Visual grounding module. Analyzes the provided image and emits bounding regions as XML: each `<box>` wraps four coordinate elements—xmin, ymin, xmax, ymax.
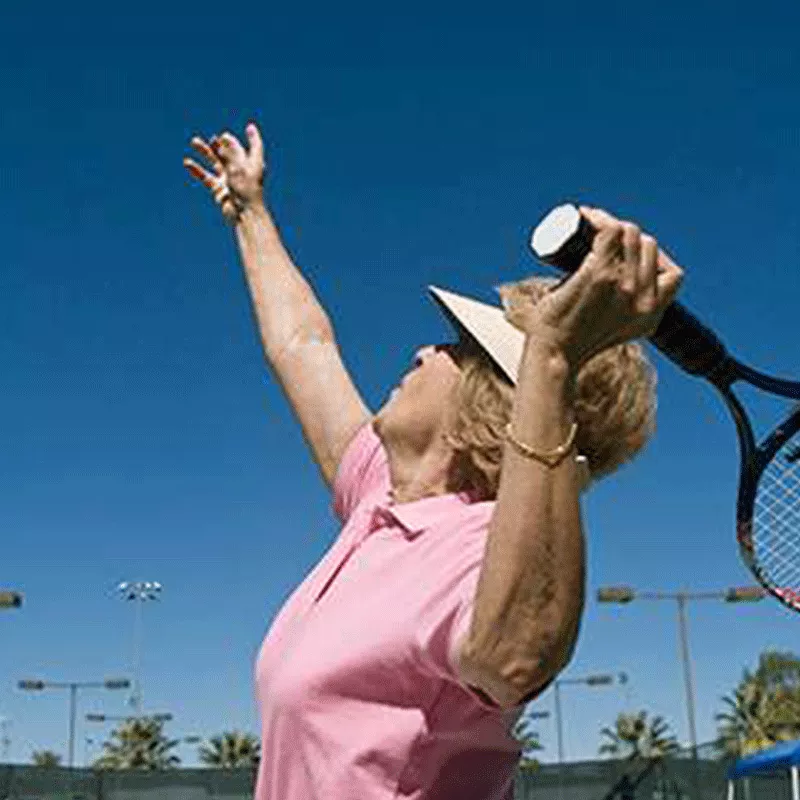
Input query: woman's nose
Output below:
<box><xmin>417</xmin><ymin>345</ymin><xmax>436</xmax><ymax>361</ymax></box>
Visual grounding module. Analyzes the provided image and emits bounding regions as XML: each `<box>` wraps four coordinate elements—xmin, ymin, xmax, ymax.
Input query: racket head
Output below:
<box><xmin>738</xmin><ymin>404</ymin><xmax>800</xmax><ymax>612</ymax></box>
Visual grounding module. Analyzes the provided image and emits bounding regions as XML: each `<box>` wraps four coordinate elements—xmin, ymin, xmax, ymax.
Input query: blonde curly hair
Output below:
<box><xmin>444</xmin><ymin>276</ymin><xmax>657</xmax><ymax>501</ymax></box>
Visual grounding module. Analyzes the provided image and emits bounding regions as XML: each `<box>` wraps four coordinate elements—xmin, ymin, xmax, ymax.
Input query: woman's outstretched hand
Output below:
<box><xmin>508</xmin><ymin>206</ymin><xmax>684</xmax><ymax>371</ymax></box>
<box><xmin>183</xmin><ymin>122</ymin><xmax>265</xmax><ymax>224</ymax></box>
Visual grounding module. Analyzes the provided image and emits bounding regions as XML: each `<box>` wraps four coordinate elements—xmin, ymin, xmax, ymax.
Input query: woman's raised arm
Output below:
<box><xmin>184</xmin><ymin>123</ymin><xmax>371</xmax><ymax>487</ymax></box>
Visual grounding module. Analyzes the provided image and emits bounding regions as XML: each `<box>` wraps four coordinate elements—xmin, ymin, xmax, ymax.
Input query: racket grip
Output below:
<box><xmin>531</xmin><ymin>204</ymin><xmax>730</xmax><ymax>378</ymax></box>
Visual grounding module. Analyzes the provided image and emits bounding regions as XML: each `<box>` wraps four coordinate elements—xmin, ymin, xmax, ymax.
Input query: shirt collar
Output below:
<box><xmin>369</xmin><ymin>491</ymin><xmax>478</xmax><ymax>539</ymax></box>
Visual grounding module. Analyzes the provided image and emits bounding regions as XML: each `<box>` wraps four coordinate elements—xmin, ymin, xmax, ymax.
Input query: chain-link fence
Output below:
<box><xmin>0</xmin><ymin>743</ymin><xmax>793</xmax><ymax>800</ymax></box>
<box><xmin>515</xmin><ymin>740</ymin><xmax>793</xmax><ymax>800</ymax></box>
<box><xmin>0</xmin><ymin>765</ymin><xmax>257</xmax><ymax>800</ymax></box>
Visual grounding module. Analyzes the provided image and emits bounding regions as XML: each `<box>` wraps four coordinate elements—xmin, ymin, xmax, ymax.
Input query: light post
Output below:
<box><xmin>84</xmin><ymin>736</ymin><xmax>96</xmax><ymax>766</ymax></box>
<box><xmin>18</xmin><ymin>678</ymin><xmax>130</xmax><ymax>768</ymax></box>
<box><xmin>116</xmin><ymin>580</ymin><xmax>162</xmax><ymax>712</ymax></box>
<box><xmin>597</xmin><ymin>584</ymin><xmax>765</xmax><ymax>799</ymax></box>
<box><xmin>553</xmin><ymin>673</ymin><xmax>626</xmax><ymax>765</ymax></box>
<box><xmin>0</xmin><ymin>716</ymin><xmax>10</xmax><ymax>762</ymax></box>
<box><xmin>526</xmin><ymin>710</ymin><xmax>550</xmax><ymax>721</ymax></box>
<box><xmin>0</xmin><ymin>590</ymin><xmax>22</xmax><ymax>610</ymax></box>
<box><xmin>177</xmin><ymin>734</ymin><xmax>202</xmax><ymax>765</ymax></box>
<box><xmin>514</xmin><ymin>709</ymin><xmax>550</xmax><ymax>756</ymax></box>
<box><xmin>552</xmin><ymin>672</ymin><xmax>625</xmax><ymax>800</ymax></box>
<box><xmin>2</xmin><ymin>592</ymin><xmax>22</xmax><ymax>764</ymax></box>
<box><xmin>526</xmin><ymin>710</ymin><xmax>550</xmax><ymax>747</ymax></box>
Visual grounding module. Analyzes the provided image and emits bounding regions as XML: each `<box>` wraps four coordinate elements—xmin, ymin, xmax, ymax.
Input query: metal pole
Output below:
<box><xmin>555</xmin><ymin>681</ymin><xmax>564</xmax><ymax>763</ymax></box>
<box><xmin>554</xmin><ymin>680</ymin><xmax>564</xmax><ymax>800</ymax></box>
<box><xmin>675</xmin><ymin>596</ymin><xmax>698</xmax><ymax>753</ymax></box>
<box><xmin>132</xmin><ymin>593</ymin><xmax>143</xmax><ymax>712</ymax></box>
<box><xmin>0</xmin><ymin>717</ymin><xmax>10</xmax><ymax>762</ymax></box>
<box><xmin>676</xmin><ymin>595</ymin><xmax>700</xmax><ymax>799</ymax></box>
<box><xmin>68</xmin><ymin>683</ymin><xmax>77</xmax><ymax>769</ymax></box>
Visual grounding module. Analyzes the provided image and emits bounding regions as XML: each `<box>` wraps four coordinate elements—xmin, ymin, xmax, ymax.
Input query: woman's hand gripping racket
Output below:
<box><xmin>531</xmin><ymin>203</ymin><xmax>800</xmax><ymax>613</ymax></box>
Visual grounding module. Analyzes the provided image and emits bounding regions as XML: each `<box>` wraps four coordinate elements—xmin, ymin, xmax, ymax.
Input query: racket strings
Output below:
<box><xmin>754</xmin><ymin>443</ymin><xmax>800</xmax><ymax>607</ymax></box>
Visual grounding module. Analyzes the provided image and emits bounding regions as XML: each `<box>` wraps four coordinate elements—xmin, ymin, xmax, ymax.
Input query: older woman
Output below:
<box><xmin>183</xmin><ymin>123</ymin><xmax>683</xmax><ymax>800</ymax></box>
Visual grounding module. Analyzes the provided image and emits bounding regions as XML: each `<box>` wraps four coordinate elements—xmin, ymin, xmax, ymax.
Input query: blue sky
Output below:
<box><xmin>1</xmin><ymin>0</ymin><xmax>799</xmax><ymax>769</ymax></box>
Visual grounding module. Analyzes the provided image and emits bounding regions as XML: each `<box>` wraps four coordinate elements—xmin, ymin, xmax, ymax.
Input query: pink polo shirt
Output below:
<box><xmin>254</xmin><ymin>420</ymin><xmax>527</xmax><ymax>800</ymax></box>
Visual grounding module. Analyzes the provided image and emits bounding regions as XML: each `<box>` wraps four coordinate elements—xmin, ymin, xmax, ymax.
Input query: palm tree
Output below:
<box><xmin>716</xmin><ymin>676</ymin><xmax>776</xmax><ymax>757</ymax></box>
<box><xmin>93</xmin><ymin>716</ymin><xmax>180</xmax><ymax>770</ymax></box>
<box><xmin>31</xmin><ymin>750</ymin><xmax>62</xmax><ymax>767</ymax></box>
<box><xmin>512</xmin><ymin>715</ymin><xmax>544</xmax><ymax>773</ymax></box>
<box><xmin>599</xmin><ymin>711</ymin><xmax>679</xmax><ymax>761</ymax></box>
<box><xmin>755</xmin><ymin>650</ymin><xmax>800</xmax><ymax>693</ymax></box>
<box><xmin>599</xmin><ymin>711</ymin><xmax>679</xmax><ymax>800</ymax></box>
<box><xmin>198</xmin><ymin>731</ymin><xmax>260</xmax><ymax>768</ymax></box>
<box><xmin>716</xmin><ymin>651</ymin><xmax>800</xmax><ymax>757</ymax></box>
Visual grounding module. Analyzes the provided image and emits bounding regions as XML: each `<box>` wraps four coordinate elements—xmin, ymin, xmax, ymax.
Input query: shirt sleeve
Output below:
<box><xmin>413</xmin><ymin>525</ymin><xmax>509</xmax><ymax>712</ymax></box>
<box><xmin>331</xmin><ymin>419</ymin><xmax>390</xmax><ymax>524</ymax></box>
<box><xmin>447</xmin><ymin>598</ymin><xmax>504</xmax><ymax>710</ymax></box>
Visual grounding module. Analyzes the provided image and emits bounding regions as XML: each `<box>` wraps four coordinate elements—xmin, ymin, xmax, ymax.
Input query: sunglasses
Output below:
<box><xmin>434</xmin><ymin>339</ymin><xmax>481</xmax><ymax>367</ymax></box>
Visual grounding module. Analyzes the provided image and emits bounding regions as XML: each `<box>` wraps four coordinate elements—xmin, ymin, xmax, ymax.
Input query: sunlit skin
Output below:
<box><xmin>373</xmin><ymin>344</ymin><xmax>464</xmax><ymax>505</ymax></box>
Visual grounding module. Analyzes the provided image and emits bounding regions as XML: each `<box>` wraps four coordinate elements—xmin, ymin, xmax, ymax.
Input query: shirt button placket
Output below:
<box><xmin>313</xmin><ymin>506</ymin><xmax>387</xmax><ymax>604</ymax></box>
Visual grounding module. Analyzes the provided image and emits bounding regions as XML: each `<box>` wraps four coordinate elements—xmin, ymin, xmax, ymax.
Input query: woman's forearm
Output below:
<box><xmin>460</xmin><ymin>337</ymin><xmax>586</xmax><ymax>706</ymax></box>
<box><xmin>234</xmin><ymin>204</ymin><xmax>334</xmax><ymax>364</ymax></box>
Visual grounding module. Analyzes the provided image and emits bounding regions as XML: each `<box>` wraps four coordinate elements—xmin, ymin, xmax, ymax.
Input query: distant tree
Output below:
<box><xmin>512</xmin><ymin>714</ymin><xmax>545</xmax><ymax>772</ymax></box>
<box><xmin>198</xmin><ymin>731</ymin><xmax>260</xmax><ymax>768</ymax></box>
<box><xmin>599</xmin><ymin>711</ymin><xmax>679</xmax><ymax>761</ymax></box>
<box><xmin>716</xmin><ymin>650</ymin><xmax>800</xmax><ymax>757</ymax></box>
<box><xmin>93</xmin><ymin>717</ymin><xmax>180</xmax><ymax>770</ymax></box>
<box><xmin>31</xmin><ymin>750</ymin><xmax>62</xmax><ymax>767</ymax></box>
<box><xmin>599</xmin><ymin>711</ymin><xmax>679</xmax><ymax>800</ymax></box>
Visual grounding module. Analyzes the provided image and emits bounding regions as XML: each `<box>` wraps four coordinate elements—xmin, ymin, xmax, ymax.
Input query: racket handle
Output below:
<box><xmin>530</xmin><ymin>204</ymin><xmax>730</xmax><ymax>378</ymax></box>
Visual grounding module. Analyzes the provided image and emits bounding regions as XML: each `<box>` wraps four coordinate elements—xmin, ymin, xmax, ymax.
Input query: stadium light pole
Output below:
<box><xmin>553</xmin><ymin>673</ymin><xmax>626</xmax><ymax>765</ymax></box>
<box><xmin>0</xmin><ymin>717</ymin><xmax>11</xmax><ymax>762</ymax></box>
<box><xmin>18</xmin><ymin>678</ymin><xmax>130</xmax><ymax>768</ymax></box>
<box><xmin>84</xmin><ymin>736</ymin><xmax>96</xmax><ymax>767</ymax></box>
<box><xmin>515</xmin><ymin>709</ymin><xmax>550</xmax><ymax>767</ymax></box>
<box><xmin>526</xmin><ymin>710</ymin><xmax>551</xmax><ymax>720</ymax></box>
<box><xmin>0</xmin><ymin>590</ymin><xmax>23</xmax><ymax>610</ymax></box>
<box><xmin>552</xmin><ymin>672</ymin><xmax>625</xmax><ymax>800</ymax></box>
<box><xmin>597</xmin><ymin>584</ymin><xmax>765</xmax><ymax>799</ymax></box>
<box><xmin>524</xmin><ymin>709</ymin><xmax>550</xmax><ymax>745</ymax></box>
<box><xmin>116</xmin><ymin>580</ymin><xmax>162</xmax><ymax>713</ymax></box>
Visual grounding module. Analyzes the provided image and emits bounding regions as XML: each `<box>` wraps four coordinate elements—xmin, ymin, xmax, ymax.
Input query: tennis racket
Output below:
<box><xmin>530</xmin><ymin>203</ymin><xmax>800</xmax><ymax>613</ymax></box>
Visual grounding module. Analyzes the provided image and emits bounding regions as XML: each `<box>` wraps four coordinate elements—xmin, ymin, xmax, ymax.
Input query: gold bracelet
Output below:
<box><xmin>504</xmin><ymin>421</ymin><xmax>578</xmax><ymax>468</ymax></box>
